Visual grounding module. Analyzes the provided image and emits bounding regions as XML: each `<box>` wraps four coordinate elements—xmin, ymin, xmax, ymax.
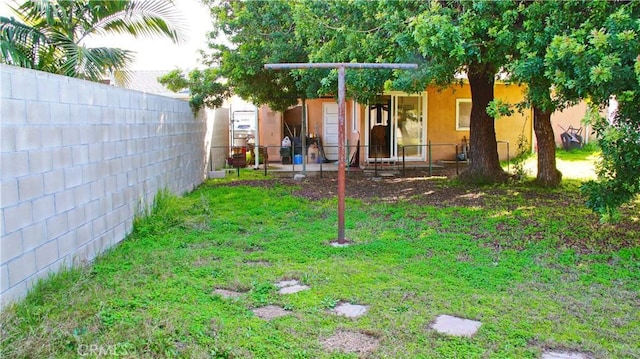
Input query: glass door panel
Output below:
<box><xmin>368</xmin><ymin>95</ymin><xmax>391</xmax><ymax>159</ymax></box>
<box><xmin>366</xmin><ymin>94</ymin><xmax>425</xmax><ymax>161</ymax></box>
<box><xmin>396</xmin><ymin>95</ymin><xmax>423</xmax><ymax>159</ymax></box>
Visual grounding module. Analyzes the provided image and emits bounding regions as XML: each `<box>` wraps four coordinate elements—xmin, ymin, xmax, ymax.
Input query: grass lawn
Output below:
<box><xmin>521</xmin><ymin>144</ymin><xmax>601</xmax><ymax>181</ymax></box>
<box><xmin>2</xmin><ymin>150</ymin><xmax>639</xmax><ymax>358</ymax></box>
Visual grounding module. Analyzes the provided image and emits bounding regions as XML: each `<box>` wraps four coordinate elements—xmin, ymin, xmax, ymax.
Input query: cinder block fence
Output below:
<box><xmin>0</xmin><ymin>65</ymin><xmax>214</xmax><ymax>306</ymax></box>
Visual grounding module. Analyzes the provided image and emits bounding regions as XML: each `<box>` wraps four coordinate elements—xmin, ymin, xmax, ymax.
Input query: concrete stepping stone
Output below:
<box><xmin>275</xmin><ymin>279</ymin><xmax>310</xmax><ymax>294</ymax></box>
<box><xmin>275</xmin><ymin>280</ymin><xmax>300</xmax><ymax>288</ymax></box>
<box><xmin>430</xmin><ymin>314</ymin><xmax>482</xmax><ymax>337</ymax></box>
<box><xmin>542</xmin><ymin>351</ymin><xmax>588</xmax><ymax>359</ymax></box>
<box><xmin>320</xmin><ymin>330</ymin><xmax>380</xmax><ymax>356</ymax></box>
<box><xmin>278</xmin><ymin>284</ymin><xmax>310</xmax><ymax>294</ymax></box>
<box><xmin>213</xmin><ymin>289</ymin><xmax>244</xmax><ymax>298</ymax></box>
<box><xmin>333</xmin><ymin>302</ymin><xmax>369</xmax><ymax>318</ymax></box>
<box><xmin>252</xmin><ymin>305</ymin><xmax>290</xmax><ymax>321</ymax></box>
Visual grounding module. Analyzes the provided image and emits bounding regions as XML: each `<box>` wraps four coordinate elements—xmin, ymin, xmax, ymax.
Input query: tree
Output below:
<box><xmin>291</xmin><ymin>0</ymin><xmax>428</xmax><ymax>103</ymax></box>
<box><xmin>0</xmin><ymin>0</ymin><xmax>185</xmax><ymax>85</ymax></box>
<box><xmin>545</xmin><ymin>2</ymin><xmax>640</xmax><ymax>217</ymax></box>
<box><xmin>207</xmin><ymin>0</ymin><xmax>525</xmax><ymax>185</ymax></box>
<box><xmin>157</xmin><ymin>68</ymin><xmax>230</xmax><ymax>112</ymax></box>
<box><xmin>412</xmin><ymin>1</ymin><xmax>520</xmax><ymax>184</ymax></box>
<box><xmin>204</xmin><ymin>0</ymin><xmax>316</xmax><ymax>112</ymax></box>
<box><xmin>507</xmin><ymin>1</ymin><xmax>569</xmax><ymax>187</ymax></box>
<box><xmin>207</xmin><ymin>0</ymin><xmax>428</xmax><ymax>108</ymax></box>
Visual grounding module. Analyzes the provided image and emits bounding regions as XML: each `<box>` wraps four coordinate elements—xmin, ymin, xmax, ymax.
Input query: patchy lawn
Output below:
<box><xmin>2</xmin><ymin>157</ymin><xmax>638</xmax><ymax>358</ymax></box>
<box><xmin>522</xmin><ymin>145</ymin><xmax>601</xmax><ymax>181</ymax></box>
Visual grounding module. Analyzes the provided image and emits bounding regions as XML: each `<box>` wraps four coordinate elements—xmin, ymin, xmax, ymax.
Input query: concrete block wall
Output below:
<box><xmin>0</xmin><ymin>65</ymin><xmax>212</xmax><ymax>306</ymax></box>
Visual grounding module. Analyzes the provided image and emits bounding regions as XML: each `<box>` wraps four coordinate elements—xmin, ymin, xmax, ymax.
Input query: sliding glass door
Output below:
<box><xmin>367</xmin><ymin>93</ymin><xmax>426</xmax><ymax>161</ymax></box>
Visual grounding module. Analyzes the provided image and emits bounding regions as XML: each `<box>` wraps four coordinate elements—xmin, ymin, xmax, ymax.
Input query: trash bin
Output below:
<box><xmin>280</xmin><ymin>146</ymin><xmax>292</xmax><ymax>164</ymax></box>
<box><xmin>231</xmin><ymin>147</ymin><xmax>247</xmax><ymax>168</ymax></box>
<box><xmin>293</xmin><ymin>136</ymin><xmax>302</xmax><ymax>155</ymax></box>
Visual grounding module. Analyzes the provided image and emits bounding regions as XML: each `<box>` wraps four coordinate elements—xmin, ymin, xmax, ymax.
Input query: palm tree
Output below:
<box><xmin>0</xmin><ymin>0</ymin><xmax>186</xmax><ymax>85</ymax></box>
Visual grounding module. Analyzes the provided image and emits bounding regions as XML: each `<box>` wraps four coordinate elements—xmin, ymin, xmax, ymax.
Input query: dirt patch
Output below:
<box><xmin>193</xmin><ymin>256</ymin><xmax>221</xmax><ymax>267</ymax></box>
<box><xmin>251</xmin><ymin>305</ymin><xmax>290</xmax><ymax>321</ymax></box>
<box><xmin>214</xmin><ymin>170</ymin><xmax>639</xmax><ymax>253</ymax></box>
<box><xmin>242</xmin><ymin>245</ymin><xmax>264</xmax><ymax>253</ymax></box>
<box><xmin>288</xmin><ymin>170</ymin><xmax>495</xmax><ymax>207</ymax></box>
<box><xmin>320</xmin><ymin>329</ymin><xmax>380</xmax><ymax>356</ymax></box>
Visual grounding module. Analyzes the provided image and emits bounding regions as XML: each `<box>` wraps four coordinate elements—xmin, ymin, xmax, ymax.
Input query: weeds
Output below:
<box><xmin>511</xmin><ymin>133</ymin><xmax>533</xmax><ymax>181</ymax></box>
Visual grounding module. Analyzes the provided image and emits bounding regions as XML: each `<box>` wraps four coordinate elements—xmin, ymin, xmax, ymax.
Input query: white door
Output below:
<box><xmin>323</xmin><ymin>102</ymin><xmax>339</xmax><ymax>161</ymax></box>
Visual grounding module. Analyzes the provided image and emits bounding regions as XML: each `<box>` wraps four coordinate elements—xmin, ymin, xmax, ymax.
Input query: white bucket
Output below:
<box><xmin>233</xmin><ymin>137</ymin><xmax>247</xmax><ymax>147</ymax></box>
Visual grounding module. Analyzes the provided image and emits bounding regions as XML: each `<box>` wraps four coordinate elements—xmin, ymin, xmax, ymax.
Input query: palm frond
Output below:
<box><xmin>56</xmin><ymin>37</ymin><xmax>133</xmax><ymax>83</ymax></box>
<box><xmin>10</xmin><ymin>0</ymin><xmax>56</xmax><ymax>27</ymax></box>
<box><xmin>111</xmin><ymin>68</ymin><xmax>133</xmax><ymax>87</ymax></box>
<box><xmin>84</xmin><ymin>0</ymin><xmax>187</xmax><ymax>44</ymax></box>
<box><xmin>0</xmin><ymin>15</ymin><xmax>48</xmax><ymax>67</ymax></box>
<box><xmin>3</xmin><ymin>0</ymin><xmax>182</xmax><ymax>85</ymax></box>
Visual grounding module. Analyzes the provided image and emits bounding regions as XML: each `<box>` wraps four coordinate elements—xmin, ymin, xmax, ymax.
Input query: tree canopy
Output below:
<box><xmin>202</xmin><ymin>0</ymin><xmax>315</xmax><ymax>111</ymax></box>
<box><xmin>158</xmin><ymin>68</ymin><xmax>230</xmax><ymax>112</ymax></box>
<box><xmin>544</xmin><ymin>1</ymin><xmax>640</xmax><ymax>217</ymax></box>
<box><xmin>291</xmin><ymin>0</ymin><xmax>427</xmax><ymax>102</ymax></box>
<box><xmin>183</xmin><ymin>0</ymin><xmax>640</xmax><ymax>213</ymax></box>
<box><xmin>0</xmin><ymin>0</ymin><xmax>185</xmax><ymax>85</ymax></box>
<box><xmin>507</xmin><ymin>1</ymin><xmax>573</xmax><ymax>187</ymax></box>
<box><xmin>412</xmin><ymin>1</ymin><xmax>521</xmax><ymax>183</ymax></box>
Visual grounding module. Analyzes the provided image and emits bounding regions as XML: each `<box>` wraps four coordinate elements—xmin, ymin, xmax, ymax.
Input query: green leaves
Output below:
<box><xmin>486</xmin><ymin>99</ymin><xmax>513</xmax><ymax>120</ymax></box>
<box><xmin>543</xmin><ymin>2</ymin><xmax>640</xmax><ymax>216</ymax></box>
<box><xmin>206</xmin><ymin>0</ymin><xmax>309</xmax><ymax>110</ymax></box>
<box><xmin>158</xmin><ymin>68</ymin><xmax>231</xmax><ymax>112</ymax></box>
<box><xmin>97</xmin><ymin>0</ymin><xmax>186</xmax><ymax>44</ymax></box>
<box><xmin>589</xmin><ymin>28</ymin><xmax>609</xmax><ymax>48</ymax></box>
<box><xmin>1</xmin><ymin>0</ymin><xmax>185</xmax><ymax>86</ymax></box>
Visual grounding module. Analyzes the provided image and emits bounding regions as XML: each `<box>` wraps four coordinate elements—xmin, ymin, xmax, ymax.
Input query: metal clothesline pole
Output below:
<box><xmin>265</xmin><ymin>62</ymin><xmax>417</xmax><ymax>244</ymax></box>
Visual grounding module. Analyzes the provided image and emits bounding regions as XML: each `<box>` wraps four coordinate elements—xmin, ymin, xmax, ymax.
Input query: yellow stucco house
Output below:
<box><xmin>257</xmin><ymin>81</ymin><xmax>540</xmax><ymax>167</ymax></box>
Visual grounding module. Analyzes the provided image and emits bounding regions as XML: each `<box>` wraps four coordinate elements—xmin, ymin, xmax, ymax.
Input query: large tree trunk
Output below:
<box><xmin>458</xmin><ymin>65</ymin><xmax>508</xmax><ymax>184</ymax></box>
<box><xmin>533</xmin><ymin>105</ymin><xmax>562</xmax><ymax>186</ymax></box>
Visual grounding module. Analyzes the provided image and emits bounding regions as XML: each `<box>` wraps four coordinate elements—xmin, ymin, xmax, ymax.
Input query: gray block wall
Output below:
<box><xmin>0</xmin><ymin>65</ymin><xmax>212</xmax><ymax>306</ymax></box>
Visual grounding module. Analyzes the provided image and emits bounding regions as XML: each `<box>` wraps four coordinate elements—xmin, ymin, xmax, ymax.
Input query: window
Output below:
<box><xmin>456</xmin><ymin>99</ymin><xmax>472</xmax><ymax>131</ymax></box>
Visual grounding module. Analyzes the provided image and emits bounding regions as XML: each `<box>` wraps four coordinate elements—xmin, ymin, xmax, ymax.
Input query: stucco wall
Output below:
<box><xmin>258</xmin><ymin>83</ymin><xmax>532</xmax><ymax>164</ymax></box>
<box><xmin>549</xmin><ymin>102</ymin><xmax>595</xmax><ymax>148</ymax></box>
<box><xmin>207</xmin><ymin>107</ymin><xmax>230</xmax><ymax>170</ymax></box>
<box><xmin>0</xmin><ymin>65</ymin><xmax>212</xmax><ymax>306</ymax></box>
<box><xmin>261</xmin><ymin>99</ymin><xmax>356</xmax><ymax>162</ymax></box>
<box><xmin>426</xmin><ymin>83</ymin><xmax>532</xmax><ymax>162</ymax></box>
<box><xmin>259</xmin><ymin>107</ymin><xmax>282</xmax><ymax>160</ymax></box>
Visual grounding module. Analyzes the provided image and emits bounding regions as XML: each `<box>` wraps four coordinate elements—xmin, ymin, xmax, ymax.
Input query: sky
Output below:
<box><xmin>0</xmin><ymin>0</ymin><xmax>215</xmax><ymax>71</ymax></box>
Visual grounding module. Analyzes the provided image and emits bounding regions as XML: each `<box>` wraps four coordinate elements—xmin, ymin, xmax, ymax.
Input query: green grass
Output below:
<box><xmin>2</xmin><ymin>176</ymin><xmax>638</xmax><ymax>358</ymax></box>
<box><xmin>514</xmin><ymin>144</ymin><xmax>601</xmax><ymax>181</ymax></box>
<box><xmin>555</xmin><ymin>143</ymin><xmax>601</xmax><ymax>162</ymax></box>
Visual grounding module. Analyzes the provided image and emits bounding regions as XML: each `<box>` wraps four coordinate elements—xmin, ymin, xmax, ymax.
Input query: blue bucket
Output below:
<box><xmin>293</xmin><ymin>154</ymin><xmax>303</xmax><ymax>164</ymax></box>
